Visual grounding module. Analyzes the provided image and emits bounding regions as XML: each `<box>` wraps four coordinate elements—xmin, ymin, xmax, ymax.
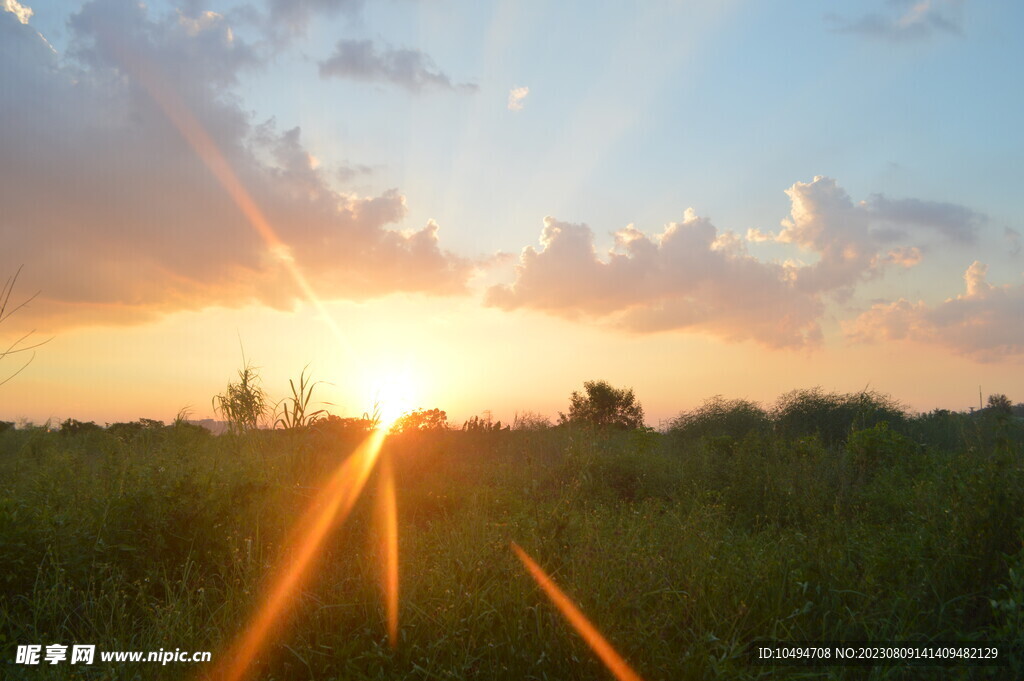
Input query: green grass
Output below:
<box><xmin>1</xmin><ymin>411</ymin><xmax>1022</xmax><ymax>679</ymax></box>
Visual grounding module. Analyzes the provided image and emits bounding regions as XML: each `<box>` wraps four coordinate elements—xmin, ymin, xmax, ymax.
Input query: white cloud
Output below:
<box><xmin>775</xmin><ymin>176</ymin><xmax>879</xmax><ymax>294</ymax></box>
<box><xmin>507</xmin><ymin>86</ymin><xmax>529</xmax><ymax>111</ymax></box>
<box><xmin>2</xmin><ymin>0</ymin><xmax>32</xmax><ymax>25</ymax></box>
<box><xmin>487</xmin><ymin>212</ymin><xmax>825</xmax><ymax>349</ymax></box>
<box><xmin>846</xmin><ymin>262</ymin><xmax>1024</xmax><ymax>360</ymax></box>
<box><xmin>487</xmin><ymin>176</ymin><xmax>983</xmax><ymax>349</ymax></box>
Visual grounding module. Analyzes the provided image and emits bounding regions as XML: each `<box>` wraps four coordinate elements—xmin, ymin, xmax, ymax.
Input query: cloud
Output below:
<box><xmin>487</xmin><ymin>176</ymin><xmax>981</xmax><ymax>349</ymax></box>
<box><xmin>882</xmin><ymin>246</ymin><xmax>924</xmax><ymax>267</ymax></box>
<box><xmin>846</xmin><ymin>262</ymin><xmax>1024</xmax><ymax>360</ymax></box>
<box><xmin>266</xmin><ymin>0</ymin><xmax>363</xmax><ymax>41</ymax></box>
<box><xmin>757</xmin><ymin>177</ymin><xmax>982</xmax><ymax>292</ymax></box>
<box><xmin>2</xmin><ymin>0</ymin><xmax>32</xmax><ymax>24</ymax></box>
<box><xmin>863</xmin><ymin>194</ymin><xmax>984</xmax><ymax>243</ymax></box>
<box><xmin>507</xmin><ymin>86</ymin><xmax>529</xmax><ymax>111</ymax></box>
<box><xmin>487</xmin><ymin>211</ymin><xmax>825</xmax><ymax>348</ymax></box>
<box><xmin>318</xmin><ymin>39</ymin><xmax>477</xmax><ymax>93</ymax></box>
<box><xmin>827</xmin><ymin>0</ymin><xmax>964</xmax><ymax>42</ymax></box>
<box><xmin>1005</xmin><ymin>227</ymin><xmax>1021</xmax><ymax>257</ymax></box>
<box><xmin>774</xmin><ymin>177</ymin><xmax>880</xmax><ymax>295</ymax></box>
<box><xmin>0</xmin><ymin>1</ymin><xmax>473</xmax><ymax>331</ymax></box>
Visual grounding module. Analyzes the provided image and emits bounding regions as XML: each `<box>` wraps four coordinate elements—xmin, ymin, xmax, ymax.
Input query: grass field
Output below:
<box><xmin>1</xmin><ymin>395</ymin><xmax>1022</xmax><ymax>680</ymax></box>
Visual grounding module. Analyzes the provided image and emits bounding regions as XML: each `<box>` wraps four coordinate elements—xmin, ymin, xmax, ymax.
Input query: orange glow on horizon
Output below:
<box><xmin>211</xmin><ymin>430</ymin><xmax>386</xmax><ymax>681</ymax></box>
<box><xmin>511</xmin><ymin>543</ymin><xmax>645</xmax><ymax>681</ymax></box>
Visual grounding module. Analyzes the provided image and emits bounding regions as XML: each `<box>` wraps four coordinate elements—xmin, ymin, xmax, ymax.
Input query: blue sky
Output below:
<box><xmin>224</xmin><ymin>0</ymin><xmax>1024</xmax><ymax>251</ymax></box>
<box><xmin>20</xmin><ymin>0</ymin><xmax>1022</xmax><ymax>259</ymax></box>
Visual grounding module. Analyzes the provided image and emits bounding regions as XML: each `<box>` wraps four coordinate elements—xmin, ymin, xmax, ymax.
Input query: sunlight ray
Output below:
<box><xmin>376</xmin><ymin>451</ymin><xmax>400</xmax><ymax>648</ymax></box>
<box><xmin>511</xmin><ymin>542</ymin><xmax>645</xmax><ymax>681</ymax></box>
<box><xmin>212</xmin><ymin>430</ymin><xmax>386</xmax><ymax>681</ymax></box>
<box><xmin>108</xmin><ymin>39</ymin><xmax>351</xmax><ymax>354</ymax></box>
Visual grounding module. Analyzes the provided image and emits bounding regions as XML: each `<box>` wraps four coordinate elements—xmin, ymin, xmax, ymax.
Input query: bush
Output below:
<box><xmin>846</xmin><ymin>421</ymin><xmax>916</xmax><ymax>471</ymax></box>
<box><xmin>106</xmin><ymin>418</ymin><xmax>165</xmax><ymax>441</ymax></box>
<box><xmin>59</xmin><ymin>418</ymin><xmax>103</xmax><ymax>436</ymax></box>
<box><xmin>773</xmin><ymin>387</ymin><xmax>906</xmax><ymax>447</ymax></box>
<box><xmin>669</xmin><ymin>396</ymin><xmax>769</xmax><ymax>441</ymax></box>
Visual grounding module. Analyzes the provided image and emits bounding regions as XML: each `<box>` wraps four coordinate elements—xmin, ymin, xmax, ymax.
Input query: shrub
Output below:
<box><xmin>669</xmin><ymin>396</ymin><xmax>769</xmax><ymax>441</ymax></box>
<box><xmin>107</xmin><ymin>418</ymin><xmax>165</xmax><ymax>441</ymax></box>
<box><xmin>773</xmin><ymin>387</ymin><xmax>906</xmax><ymax>447</ymax></box>
<box><xmin>213</xmin><ymin>362</ymin><xmax>268</xmax><ymax>434</ymax></box>
<box><xmin>59</xmin><ymin>418</ymin><xmax>103</xmax><ymax>436</ymax></box>
<box><xmin>846</xmin><ymin>421</ymin><xmax>916</xmax><ymax>471</ymax></box>
<box><xmin>512</xmin><ymin>411</ymin><xmax>552</xmax><ymax>430</ymax></box>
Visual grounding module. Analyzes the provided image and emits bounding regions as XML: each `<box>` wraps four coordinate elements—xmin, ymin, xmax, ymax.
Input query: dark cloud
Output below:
<box><xmin>0</xmin><ymin>1</ymin><xmax>473</xmax><ymax>331</ymax></box>
<box><xmin>827</xmin><ymin>0</ymin><xmax>964</xmax><ymax>42</ymax></box>
<box><xmin>864</xmin><ymin>194</ymin><xmax>984</xmax><ymax>243</ymax></box>
<box><xmin>318</xmin><ymin>39</ymin><xmax>477</xmax><ymax>93</ymax></box>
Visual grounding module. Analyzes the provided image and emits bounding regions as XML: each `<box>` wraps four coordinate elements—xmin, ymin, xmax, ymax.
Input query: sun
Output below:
<box><xmin>370</xmin><ymin>369</ymin><xmax>418</xmax><ymax>431</ymax></box>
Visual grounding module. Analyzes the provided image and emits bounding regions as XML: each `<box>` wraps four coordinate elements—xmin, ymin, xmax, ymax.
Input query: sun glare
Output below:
<box><xmin>370</xmin><ymin>369</ymin><xmax>418</xmax><ymax>430</ymax></box>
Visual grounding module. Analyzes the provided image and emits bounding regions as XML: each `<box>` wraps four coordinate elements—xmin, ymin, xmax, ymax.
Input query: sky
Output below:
<box><xmin>2</xmin><ymin>0</ymin><xmax>1023</xmax><ymax>427</ymax></box>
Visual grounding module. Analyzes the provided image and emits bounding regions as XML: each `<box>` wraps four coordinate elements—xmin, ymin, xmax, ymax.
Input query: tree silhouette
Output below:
<box><xmin>391</xmin><ymin>408</ymin><xmax>448</xmax><ymax>433</ymax></box>
<box><xmin>560</xmin><ymin>380</ymin><xmax>644</xmax><ymax>429</ymax></box>
<box><xmin>987</xmin><ymin>393</ymin><xmax>1012</xmax><ymax>416</ymax></box>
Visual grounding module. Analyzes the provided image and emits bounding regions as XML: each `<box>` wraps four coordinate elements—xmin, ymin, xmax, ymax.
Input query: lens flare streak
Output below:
<box><xmin>212</xmin><ymin>430</ymin><xmax>386</xmax><ymax>681</ymax></box>
<box><xmin>109</xmin><ymin>38</ymin><xmax>351</xmax><ymax>353</ymax></box>
<box><xmin>114</xmin><ymin>27</ymin><xmax>400</xmax><ymax>681</ymax></box>
<box><xmin>376</xmin><ymin>452</ymin><xmax>400</xmax><ymax>648</ymax></box>
<box><xmin>511</xmin><ymin>543</ymin><xmax>645</xmax><ymax>681</ymax></box>
<box><xmin>116</xmin><ymin>26</ymin><xmax>641</xmax><ymax>681</ymax></box>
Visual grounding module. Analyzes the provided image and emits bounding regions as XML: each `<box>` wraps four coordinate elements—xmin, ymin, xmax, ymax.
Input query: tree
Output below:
<box><xmin>107</xmin><ymin>418</ymin><xmax>165</xmax><ymax>441</ymax></box>
<box><xmin>391</xmin><ymin>408</ymin><xmax>448</xmax><ymax>434</ymax></box>
<box><xmin>59</xmin><ymin>418</ymin><xmax>102</xmax><ymax>436</ymax></box>
<box><xmin>1</xmin><ymin>266</ymin><xmax>49</xmax><ymax>387</ymax></box>
<box><xmin>986</xmin><ymin>393</ymin><xmax>1013</xmax><ymax>417</ymax></box>
<box><xmin>559</xmin><ymin>380</ymin><xmax>645</xmax><ymax>429</ymax></box>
